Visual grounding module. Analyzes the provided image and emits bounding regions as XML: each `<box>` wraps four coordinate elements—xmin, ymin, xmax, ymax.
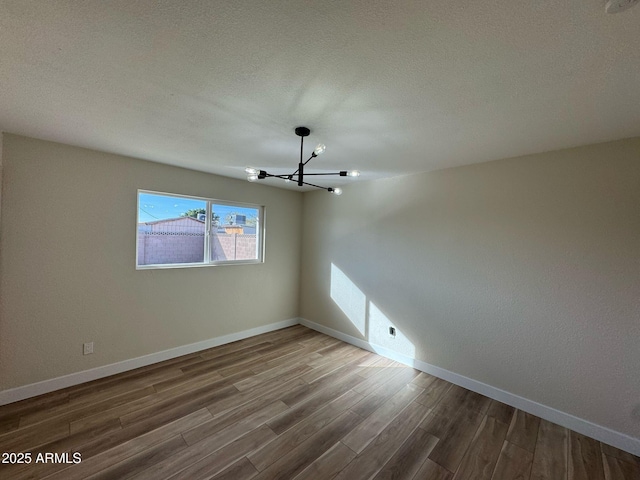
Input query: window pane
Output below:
<box><xmin>137</xmin><ymin>193</ymin><xmax>206</xmax><ymax>266</ymax></box>
<box><xmin>210</xmin><ymin>204</ymin><xmax>260</xmax><ymax>262</ymax></box>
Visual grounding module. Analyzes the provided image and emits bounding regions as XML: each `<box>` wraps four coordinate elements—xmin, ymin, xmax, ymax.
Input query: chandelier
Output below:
<box><xmin>245</xmin><ymin>127</ymin><xmax>359</xmax><ymax>195</ymax></box>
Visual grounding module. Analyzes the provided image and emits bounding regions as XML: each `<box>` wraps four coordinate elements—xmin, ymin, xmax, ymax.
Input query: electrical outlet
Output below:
<box><xmin>83</xmin><ymin>342</ymin><xmax>94</xmax><ymax>355</ymax></box>
<box><xmin>388</xmin><ymin>326</ymin><xmax>396</xmax><ymax>337</ymax></box>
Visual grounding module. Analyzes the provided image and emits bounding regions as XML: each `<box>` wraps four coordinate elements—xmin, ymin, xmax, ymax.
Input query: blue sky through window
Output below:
<box><xmin>138</xmin><ymin>193</ymin><xmax>258</xmax><ymax>224</ymax></box>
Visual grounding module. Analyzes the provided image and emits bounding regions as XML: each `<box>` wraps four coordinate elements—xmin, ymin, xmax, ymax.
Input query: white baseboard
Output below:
<box><xmin>0</xmin><ymin>318</ymin><xmax>299</xmax><ymax>406</ymax></box>
<box><xmin>299</xmin><ymin>317</ymin><xmax>640</xmax><ymax>457</ymax></box>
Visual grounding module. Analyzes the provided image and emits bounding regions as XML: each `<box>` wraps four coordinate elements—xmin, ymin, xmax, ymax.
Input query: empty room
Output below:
<box><xmin>0</xmin><ymin>1</ymin><xmax>639</xmax><ymax>479</ymax></box>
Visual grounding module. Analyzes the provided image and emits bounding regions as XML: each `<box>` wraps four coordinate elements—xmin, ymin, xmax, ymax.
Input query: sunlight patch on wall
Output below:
<box><xmin>368</xmin><ymin>302</ymin><xmax>415</xmax><ymax>358</ymax></box>
<box><xmin>330</xmin><ymin>263</ymin><xmax>366</xmax><ymax>336</ymax></box>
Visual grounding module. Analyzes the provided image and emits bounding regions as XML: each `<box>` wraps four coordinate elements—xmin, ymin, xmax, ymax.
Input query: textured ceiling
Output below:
<box><xmin>1</xmin><ymin>1</ymin><xmax>639</xmax><ymax>190</ymax></box>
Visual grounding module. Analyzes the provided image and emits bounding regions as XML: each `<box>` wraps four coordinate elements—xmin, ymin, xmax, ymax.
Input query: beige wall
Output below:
<box><xmin>0</xmin><ymin>134</ymin><xmax>302</xmax><ymax>390</ymax></box>
<box><xmin>300</xmin><ymin>137</ymin><xmax>640</xmax><ymax>440</ymax></box>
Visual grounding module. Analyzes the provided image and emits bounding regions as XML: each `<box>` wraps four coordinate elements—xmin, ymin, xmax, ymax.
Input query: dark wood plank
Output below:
<box><xmin>218</xmin><ymin>344</ymin><xmax>316</xmax><ymax>378</ymax></box>
<box><xmin>342</xmin><ymin>384</ymin><xmax>424</xmax><ymax>453</ymax></box>
<box><xmin>87</xmin><ymin>434</ymin><xmax>188</xmax><ymax>480</ymax></box>
<box><xmin>602</xmin><ymin>453</ymin><xmax>640</xmax><ymax>480</ymax></box>
<box><xmin>372</xmin><ymin>426</ymin><xmax>439</xmax><ymax>480</ymax></box>
<box><xmin>182</xmin><ymin>342</ymin><xmax>281</xmax><ymax>376</ymax></box>
<box><xmin>64</xmin><ymin>362</ymin><xmax>186</xmax><ymax>400</ymax></box>
<box><xmin>20</xmin><ymin>386</ymin><xmax>156</xmax><ymax>427</ymax></box>
<box><xmin>151</xmin><ymin>369</ymin><xmax>223</xmax><ymax>393</ymax></box>
<box><xmin>0</xmin><ymin>416</ymin><xmax>20</xmax><ymax>435</ymax></box>
<box><xmin>76</xmin><ymin>408</ymin><xmax>206</xmax><ymax>460</ymax></box>
<box><xmin>306</xmin><ymin>343</ymin><xmax>361</xmax><ymax>368</ymax></box>
<box><xmin>600</xmin><ymin>443</ymin><xmax>640</xmax><ymax>468</ymax></box>
<box><xmin>251</xmin><ymin>410</ymin><xmax>364</xmax><ymax>480</ymax></box>
<box><xmin>249</xmin><ymin>348</ymin><xmax>323</xmax><ymax>375</ymax></box>
<box><xmin>351</xmin><ymin>361</ymin><xmax>408</xmax><ymax>395</ymax></box>
<box><xmin>294</xmin><ymin>441</ymin><xmax>357</xmax><ymax>480</ymax></box>
<box><xmin>411</xmin><ymin>372</ymin><xmax>437</xmax><ymax>389</ymax></box>
<box><xmin>301</xmin><ymin>348</ymin><xmax>373</xmax><ymax>384</ymax></box>
<box><xmin>297</xmin><ymin>331</ymin><xmax>334</xmax><ymax>346</ymax></box>
<box><xmin>67</xmin><ymin>370</ymin><xmax>245</xmax><ymax>434</ymax></box>
<box><xmin>569</xmin><ymin>431</ymin><xmax>604</xmax><ymax>480</ymax></box>
<box><xmin>210</xmin><ymin>457</ymin><xmax>258</xmax><ymax>480</ymax></box>
<box><xmin>64</xmin><ymin>366</ymin><xmax>184</xmax><ymax>404</ymax></box>
<box><xmin>269</xmin><ymin>328</ymin><xmax>322</xmax><ymax>346</ymax></box>
<box><xmin>486</xmin><ymin>399</ymin><xmax>515</xmax><ymax>426</ymax></box>
<box><xmin>45</xmin><ymin>408</ymin><xmax>212</xmax><ymax>480</ymax></box>
<box><xmin>152</xmin><ymin>424</ymin><xmax>276</xmax><ymax>480</ymax></box>
<box><xmin>351</xmin><ymin>367</ymin><xmax>421</xmax><ymax>418</ymax></box>
<box><xmin>420</xmin><ymin>406</ymin><xmax>455</xmax><ymax>439</ymax></box>
<box><xmin>413</xmin><ymin>458</ymin><xmax>453</xmax><ymax>480</ymax></box>
<box><xmin>197</xmin><ymin>337</ymin><xmax>271</xmax><ymax>359</ymax></box>
<box><xmin>490</xmin><ymin>441</ymin><xmax>533</xmax><ymax>480</ymax></box>
<box><xmin>356</xmin><ymin>357</ymin><xmax>397</xmax><ymax>379</ymax></box>
<box><xmin>267</xmin><ymin>369</ymin><xmax>366</xmax><ymax>434</ymax></box>
<box><xmin>506</xmin><ymin>409</ymin><xmax>540</xmax><ymax>453</ymax></box>
<box><xmin>278</xmin><ymin>360</ymin><xmax>366</xmax><ymax>408</ymax></box>
<box><xmin>185</xmin><ymin>391</ymin><xmax>294</xmax><ymax>445</ymax></box>
<box><xmin>239</xmin><ymin>363</ymin><xmax>314</xmax><ymax>403</ymax></box>
<box><xmin>0</xmin><ymin>418</ymin><xmax>122</xmax><ymax>480</ymax></box>
<box><xmin>0</xmin><ymin>418</ymin><xmax>69</xmax><ymax>452</ymax></box>
<box><xmin>234</xmin><ymin>361</ymin><xmax>316</xmax><ymax>392</ymax></box>
<box><xmin>412</xmin><ymin>459</ymin><xmax>454</xmax><ymax>480</ymax></box>
<box><xmin>530</xmin><ymin>419</ymin><xmax>568</xmax><ymax>480</ymax></box>
<box><xmin>453</xmin><ymin>415</ymin><xmax>509</xmax><ymax>480</ymax></box>
<box><xmin>414</xmin><ymin>377</ymin><xmax>452</xmax><ymax>409</ymax></box>
<box><xmin>182</xmin><ymin>400</ymin><xmax>288</xmax><ymax>448</ymax></box>
<box><xmin>205</xmin><ymin>377</ymin><xmax>307</xmax><ymax>417</ymax></box>
<box><xmin>0</xmin><ymin>390</ymin><xmax>69</xmax><ymax>423</ymax></box>
<box><xmin>461</xmin><ymin>390</ymin><xmax>492</xmax><ymax>414</ymax></box>
<box><xmin>248</xmin><ymin>390</ymin><xmax>362</xmax><ymax>471</ymax></box>
<box><xmin>334</xmin><ymin>401</ymin><xmax>431</xmax><ymax>480</ymax></box>
<box><xmin>118</xmin><ymin>384</ymin><xmax>240</xmax><ymax>432</ymax></box>
<box><xmin>427</xmin><ymin>406</ymin><xmax>485</xmax><ymax>473</ymax></box>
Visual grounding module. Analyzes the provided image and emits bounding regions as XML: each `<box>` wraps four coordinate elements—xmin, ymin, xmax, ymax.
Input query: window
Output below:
<box><xmin>137</xmin><ymin>190</ymin><xmax>264</xmax><ymax>268</ymax></box>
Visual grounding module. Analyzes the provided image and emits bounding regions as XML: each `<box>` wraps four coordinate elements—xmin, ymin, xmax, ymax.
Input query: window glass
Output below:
<box><xmin>210</xmin><ymin>204</ymin><xmax>261</xmax><ymax>262</ymax></box>
<box><xmin>137</xmin><ymin>191</ymin><xmax>263</xmax><ymax>268</ymax></box>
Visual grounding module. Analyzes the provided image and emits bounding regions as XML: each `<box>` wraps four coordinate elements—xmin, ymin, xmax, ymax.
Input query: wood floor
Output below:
<box><xmin>0</xmin><ymin>325</ymin><xmax>638</xmax><ymax>480</ymax></box>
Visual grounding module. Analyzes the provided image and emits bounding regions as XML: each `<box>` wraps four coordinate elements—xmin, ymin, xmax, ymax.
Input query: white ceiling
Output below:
<box><xmin>1</xmin><ymin>1</ymin><xmax>639</xmax><ymax>190</ymax></box>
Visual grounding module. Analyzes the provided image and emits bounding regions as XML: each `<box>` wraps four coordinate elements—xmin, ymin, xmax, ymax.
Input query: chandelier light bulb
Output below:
<box><xmin>313</xmin><ymin>144</ymin><xmax>326</xmax><ymax>156</ymax></box>
<box><xmin>247</xmin><ymin>174</ymin><xmax>259</xmax><ymax>182</ymax></box>
<box><xmin>245</xmin><ymin>167</ymin><xmax>259</xmax><ymax>175</ymax></box>
<box><xmin>347</xmin><ymin>170</ymin><xmax>360</xmax><ymax>177</ymax></box>
<box><xmin>331</xmin><ymin>187</ymin><xmax>342</xmax><ymax>195</ymax></box>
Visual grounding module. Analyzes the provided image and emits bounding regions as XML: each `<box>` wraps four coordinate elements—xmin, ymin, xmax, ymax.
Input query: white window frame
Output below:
<box><xmin>136</xmin><ymin>189</ymin><xmax>265</xmax><ymax>270</ymax></box>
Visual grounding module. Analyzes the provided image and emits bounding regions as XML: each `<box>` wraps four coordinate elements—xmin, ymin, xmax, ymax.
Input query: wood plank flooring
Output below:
<box><xmin>0</xmin><ymin>325</ymin><xmax>638</xmax><ymax>479</ymax></box>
